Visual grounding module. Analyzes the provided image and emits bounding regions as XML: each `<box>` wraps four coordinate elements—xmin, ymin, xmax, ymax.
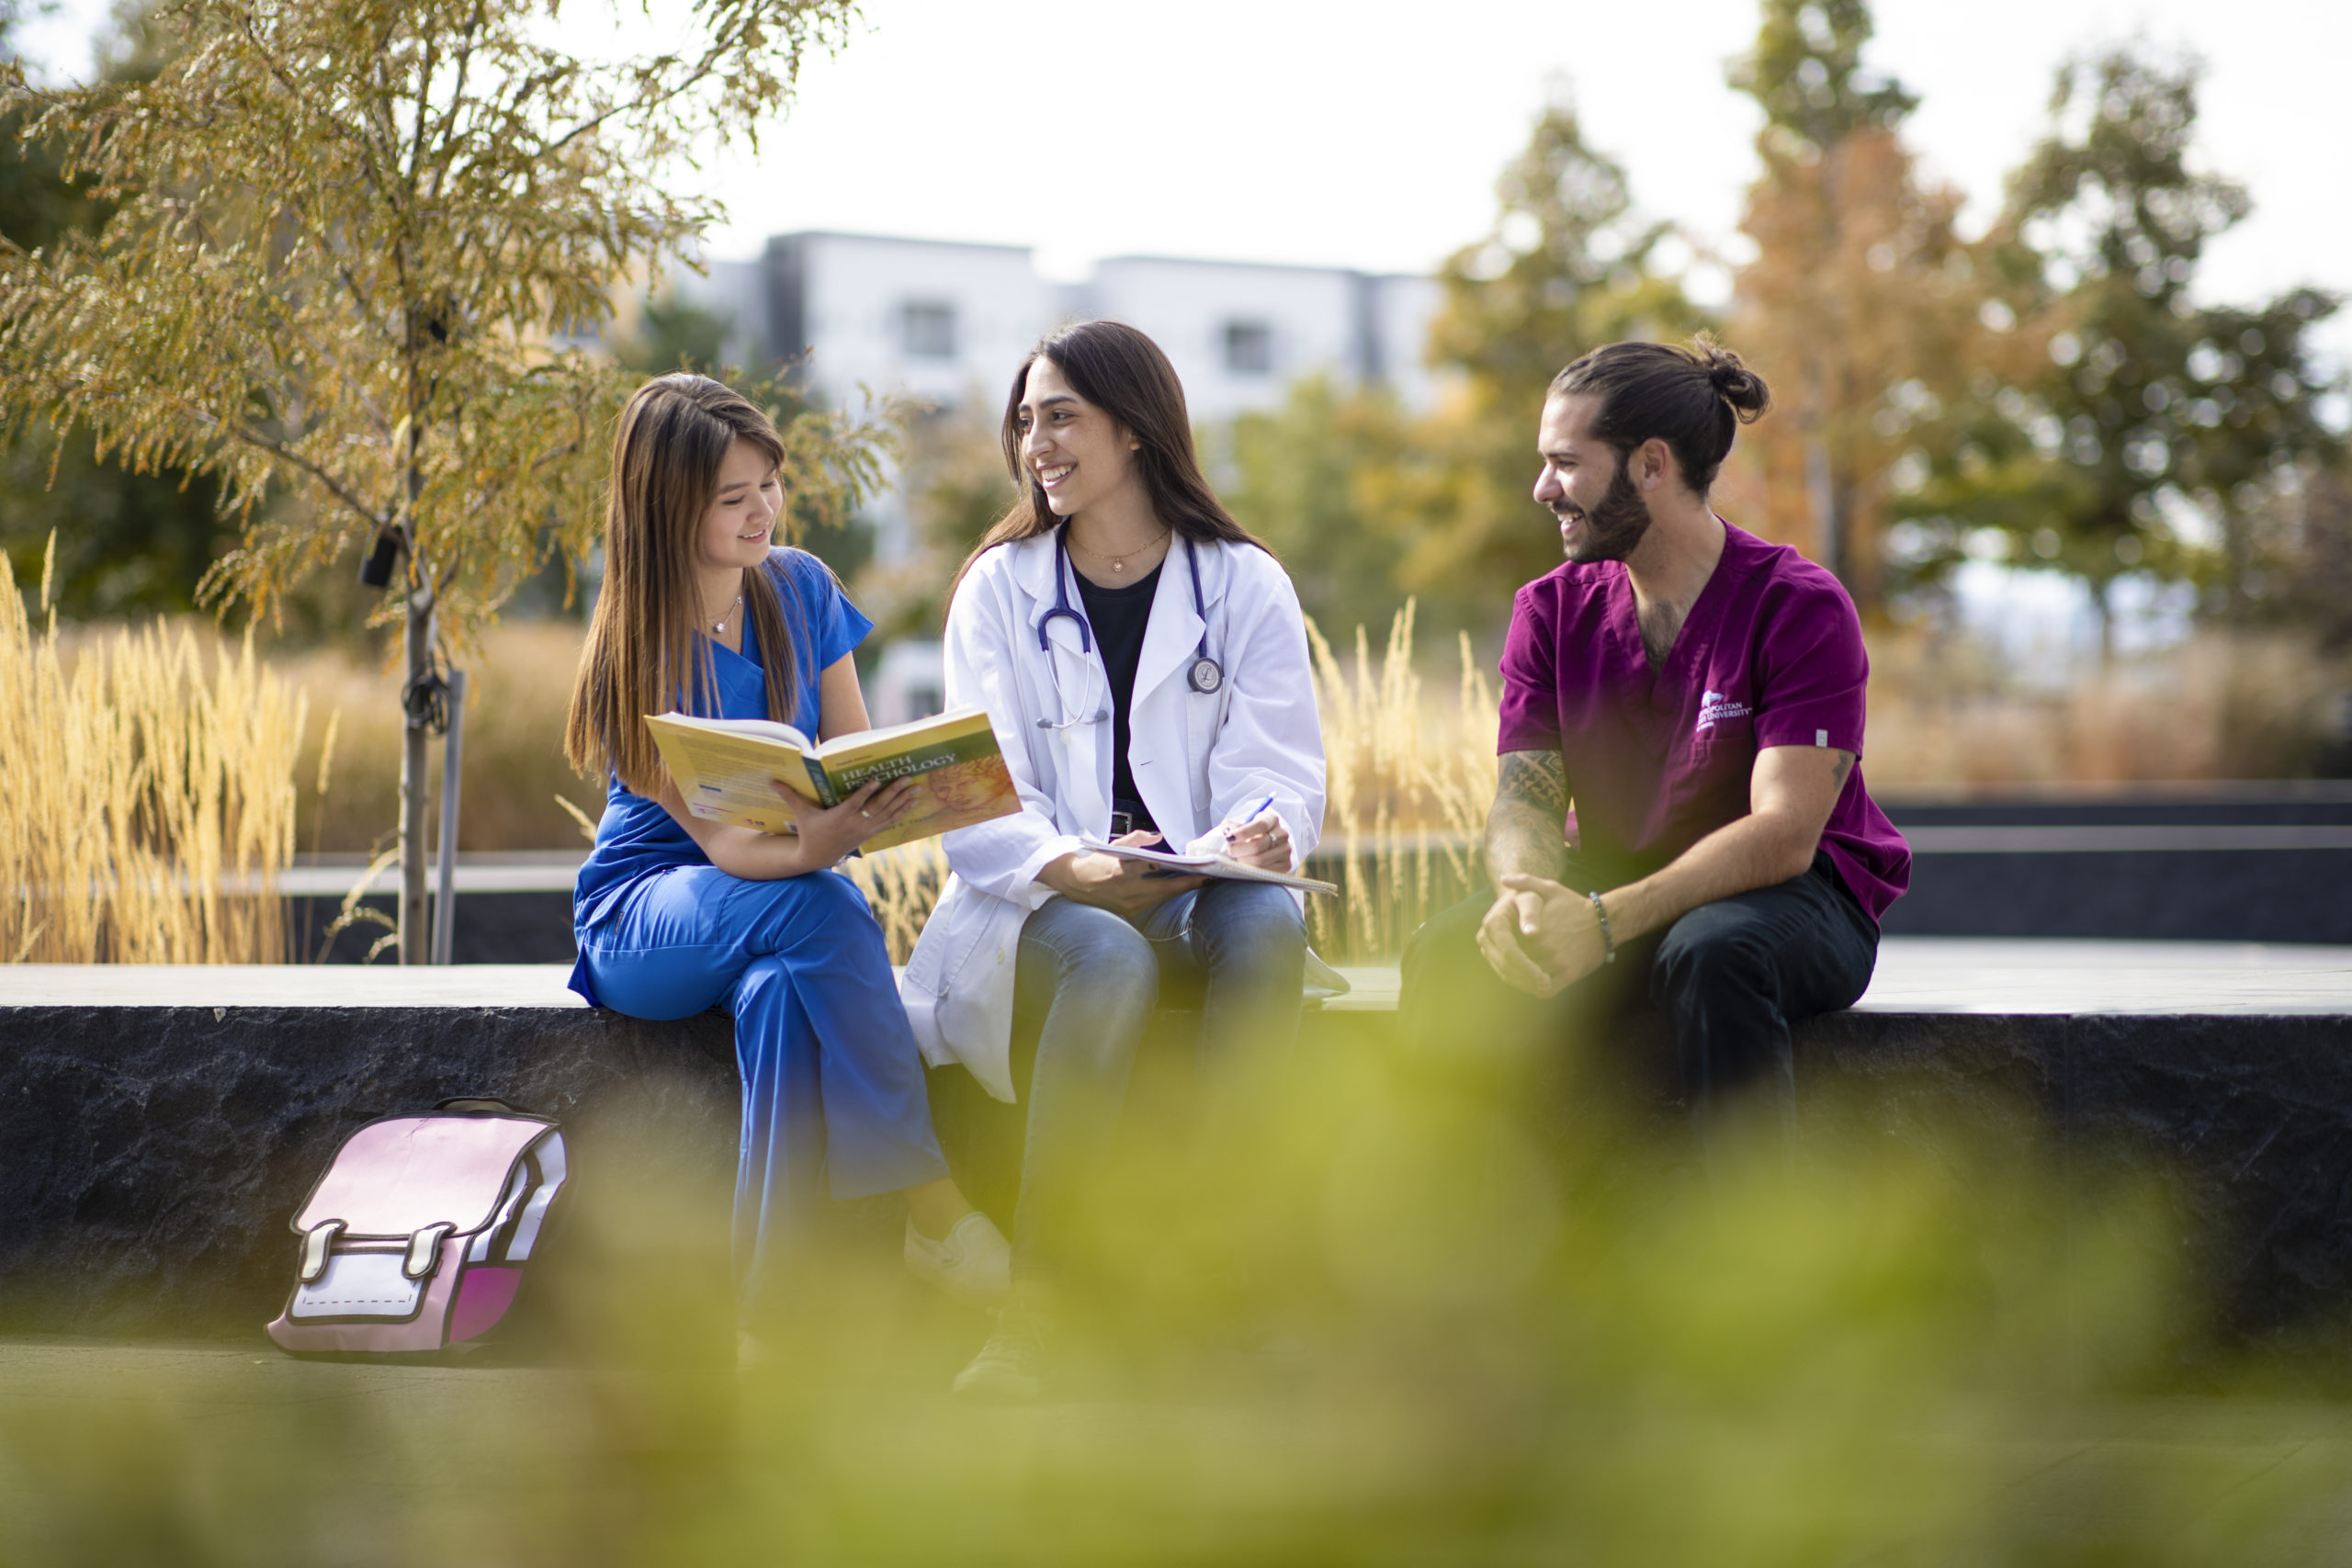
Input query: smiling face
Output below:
<box><xmin>695</xmin><ymin>436</ymin><xmax>783</xmax><ymax>577</ymax></box>
<box><xmin>1534</xmin><ymin>393</ymin><xmax>1654</xmax><ymax>564</ymax></box>
<box><xmin>1015</xmin><ymin>356</ymin><xmax>1143</xmax><ymax>519</ymax></box>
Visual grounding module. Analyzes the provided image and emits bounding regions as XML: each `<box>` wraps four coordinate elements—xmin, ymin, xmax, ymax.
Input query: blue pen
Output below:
<box><xmin>1222</xmin><ymin>794</ymin><xmax>1278</xmax><ymax>844</ymax></box>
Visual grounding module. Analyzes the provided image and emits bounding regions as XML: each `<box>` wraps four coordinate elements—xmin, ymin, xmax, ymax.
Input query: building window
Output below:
<box><xmin>900</xmin><ymin>300</ymin><xmax>957</xmax><ymax>360</ymax></box>
<box><xmin>1223</xmin><ymin>320</ymin><xmax>1273</xmax><ymax>377</ymax></box>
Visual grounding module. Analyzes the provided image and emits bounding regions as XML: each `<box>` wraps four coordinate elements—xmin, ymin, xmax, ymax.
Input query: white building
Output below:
<box><xmin>674</xmin><ymin>231</ymin><xmax>1445</xmax><ymax>426</ymax></box>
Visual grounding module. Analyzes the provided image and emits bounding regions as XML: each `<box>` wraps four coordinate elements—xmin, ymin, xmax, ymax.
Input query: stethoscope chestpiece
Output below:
<box><xmin>1040</xmin><ymin>525</ymin><xmax>1224</xmax><ymax>720</ymax></box>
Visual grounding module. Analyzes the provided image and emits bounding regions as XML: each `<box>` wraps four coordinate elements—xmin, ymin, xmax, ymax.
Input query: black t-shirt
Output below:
<box><xmin>1074</xmin><ymin>562</ymin><xmax>1163</xmax><ymax>832</ymax></box>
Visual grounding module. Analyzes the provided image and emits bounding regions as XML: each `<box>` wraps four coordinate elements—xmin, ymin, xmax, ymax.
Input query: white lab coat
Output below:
<box><xmin>899</xmin><ymin>530</ymin><xmax>1326</xmax><ymax>1103</ymax></box>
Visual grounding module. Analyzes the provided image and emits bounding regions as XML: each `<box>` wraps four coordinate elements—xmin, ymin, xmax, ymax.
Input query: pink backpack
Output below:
<box><xmin>266</xmin><ymin>1100</ymin><xmax>569</xmax><ymax>1355</ymax></box>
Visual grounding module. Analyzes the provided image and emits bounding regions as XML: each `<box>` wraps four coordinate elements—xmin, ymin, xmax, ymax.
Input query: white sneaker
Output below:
<box><xmin>904</xmin><ymin>1211</ymin><xmax>1012</xmax><ymax>1304</ymax></box>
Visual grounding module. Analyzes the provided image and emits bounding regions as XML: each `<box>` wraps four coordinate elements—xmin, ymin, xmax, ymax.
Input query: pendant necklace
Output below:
<box><xmin>711</xmin><ymin>593</ymin><xmax>742</xmax><ymax>635</ymax></box>
<box><xmin>1084</xmin><ymin>526</ymin><xmax>1168</xmax><ymax>576</ymax></box>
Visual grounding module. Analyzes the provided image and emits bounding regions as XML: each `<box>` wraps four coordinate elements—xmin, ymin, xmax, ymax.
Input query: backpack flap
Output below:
<box><xmin>268</xmin><ymin>1112</ymin><xmax>564</xmax><ymax>1355</ymax></box>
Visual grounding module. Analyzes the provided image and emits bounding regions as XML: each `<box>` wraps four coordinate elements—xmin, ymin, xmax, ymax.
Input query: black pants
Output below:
<box><xmin>1399</xmin><ymin>853</ymin><xmax>1879</xmax><ymax>1121</ymax></box>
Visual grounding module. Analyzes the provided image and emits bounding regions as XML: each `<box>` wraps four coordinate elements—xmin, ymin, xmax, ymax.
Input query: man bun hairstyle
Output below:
<box><xmin>1548</xmin><ymin>333</ymin><xmax>1771</xmax><ymax>497</ymax></box>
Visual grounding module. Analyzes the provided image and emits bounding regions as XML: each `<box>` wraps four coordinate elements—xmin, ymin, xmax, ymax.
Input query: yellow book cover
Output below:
<box><xmin>644</xmin><ymin>706</ymin><xmax>1018</xmax><ymax>852</ymax></box>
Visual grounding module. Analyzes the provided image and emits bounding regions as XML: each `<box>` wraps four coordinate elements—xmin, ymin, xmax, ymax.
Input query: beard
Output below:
<box><xmin>1555</xmin><ymin>454</ymin><xmax>1653</xmax><ymax>563</ymax></box>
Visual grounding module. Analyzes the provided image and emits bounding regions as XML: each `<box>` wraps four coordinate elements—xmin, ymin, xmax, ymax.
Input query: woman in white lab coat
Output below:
<box><xmin>901</xmin><ymin>320</ymin><xmax>1326</xmax><ymax>1402</ymax></box>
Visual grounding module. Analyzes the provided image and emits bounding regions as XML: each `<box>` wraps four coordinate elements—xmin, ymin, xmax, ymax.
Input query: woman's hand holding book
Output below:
<box><xmin>770</xmin><ymin>776</ymin><xmax>921</xmax><ymax>868</ymax></box>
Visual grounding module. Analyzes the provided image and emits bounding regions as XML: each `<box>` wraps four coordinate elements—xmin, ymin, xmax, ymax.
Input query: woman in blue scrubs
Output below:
<box><xmin>563</xmin><ymin>374</ymin><xmax>1008</xmax><ymax>1332</ymax></box>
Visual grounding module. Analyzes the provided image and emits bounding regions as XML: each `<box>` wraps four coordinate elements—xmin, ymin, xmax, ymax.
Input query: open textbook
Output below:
<box><xmin>646</xmin><ymin>706</ymin><xmax>1018</xmax><ymax>852</ymax></box>
<box><xmin>1080</xmin><ymin>837</ymin><xmax>1338</xmax><ymax>897</ymax></box>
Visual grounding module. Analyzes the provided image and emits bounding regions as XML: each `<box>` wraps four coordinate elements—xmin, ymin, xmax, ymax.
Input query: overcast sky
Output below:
<box><xmin>17</xmin><ymin>0</ymin><xmax>2349</xmax><ymax>372</ymax></box>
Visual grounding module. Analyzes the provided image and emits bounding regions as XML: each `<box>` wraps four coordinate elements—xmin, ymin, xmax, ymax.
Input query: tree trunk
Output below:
<box><xmin>398</xmin><ymin>592</ymin><xmax>433</xmax><ymax>964</ymax></box>
<box><xmin>1805</xmin><ymin>433</ymin><xmax>1841</xmax><ymax>579</ymax></box>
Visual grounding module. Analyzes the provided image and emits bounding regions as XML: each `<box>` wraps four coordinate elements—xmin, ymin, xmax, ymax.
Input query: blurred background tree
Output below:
<box><xmin>1902</xmin><ymin>48</ymin><xmax>2340</xmax><ymax>650</ymax></box>
<box><xmin>1409</xmin><ymin>100</ymin><xmax>1708</xmax><ymax>616</ymax></box>
<box><xmin>1724</xmin><ymin>0</ymin><xmax>1991</xmax><ymax>618</ymax></box>
<box><xmin>615</xmin><ymin>292</ymin><xmax>740</xmax><ymax>381</ymax></box>
<box><xmin>1217</xmin><ymin>98</ymin><xmax>1704</xmax><ymax>640</ymax></box>
<box><xmin>848</xmin><ymin>398</ymin><xmax>1014</xmax><ymax>644</ymax></box>
<box><xmin>0</xmin><ymin>0</ymin><xmax>887</xmax><ymax>959</ymax></box>
<box><xmin>1218</xmin><ymin>376</ymin><xmax>1420</xmax><ymax>639</ymax></box>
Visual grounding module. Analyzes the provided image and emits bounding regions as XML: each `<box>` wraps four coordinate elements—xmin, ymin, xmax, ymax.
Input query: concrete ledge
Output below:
<box><xmin>7</xmin><ymin>941</ymin><xmax>2352</xmax><ymax>1348</ymax></box>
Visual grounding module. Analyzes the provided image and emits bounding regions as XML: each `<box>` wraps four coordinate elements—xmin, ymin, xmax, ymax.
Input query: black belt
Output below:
<box><xmin>1109</xmin><ymin>809</ymin><xmax>1157</xmax><ymax>839</ymax></box>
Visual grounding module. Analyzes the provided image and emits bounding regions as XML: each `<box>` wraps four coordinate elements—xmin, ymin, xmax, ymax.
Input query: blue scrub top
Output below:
<box><xmin>569</xmin><ymin>547</ymin><xmax>873</xmax><ymax>996</ymax></box>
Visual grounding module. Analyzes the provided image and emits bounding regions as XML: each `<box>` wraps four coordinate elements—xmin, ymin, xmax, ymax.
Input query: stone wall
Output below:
<box><xmin>6</xmin><ymin>999</ymin><xmax>2352</xmax><ymax>1357</ymax></box>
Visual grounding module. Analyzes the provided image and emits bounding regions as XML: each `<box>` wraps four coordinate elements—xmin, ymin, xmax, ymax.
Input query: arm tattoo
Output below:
<box><xmin>1832</xmin><ymin>750</ymin><xmax>1855</xmax><ymax>792</ymax></box>
<box><xmin>1498</xmin><ymin>750</ymin><xmax>1567</xmax><ymax>815</ymax></box>
<box><xmin>1487</xmin><ymin>750</ymin><xmax>1568</xmax><ymax>884</ymax></box>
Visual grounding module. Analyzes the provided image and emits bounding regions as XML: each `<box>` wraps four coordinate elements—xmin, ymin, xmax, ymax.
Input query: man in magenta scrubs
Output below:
<box><xmin>1399</xmin><ymin>336</ymin><xmax>1911</xmax><ymax>1122</ymax></box>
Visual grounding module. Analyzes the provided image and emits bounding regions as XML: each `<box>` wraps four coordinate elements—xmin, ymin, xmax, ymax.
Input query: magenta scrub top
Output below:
<box><xmin>1495</xmin><ymin>521</ymin><xmax>1911</xmax><ymax>922</ymax></box>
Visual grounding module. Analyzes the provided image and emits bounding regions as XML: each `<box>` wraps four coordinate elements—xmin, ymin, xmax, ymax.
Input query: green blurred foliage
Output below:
<box><xmin>11</xmin><ymin>1027</ymin><xmax>2352</xmax><ymax>1564</ymax></box>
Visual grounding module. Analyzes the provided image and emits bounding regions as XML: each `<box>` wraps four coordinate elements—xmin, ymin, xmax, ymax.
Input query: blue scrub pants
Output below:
<box><xmin>1010</xmin><ymin>880</ymin><xmax>1306</xmax><ymax>1281</ymax></box>
<box><xmin>578</xmin><ymin>865</ymin><xmax>950</xmax><ymax>1321</ymax></box>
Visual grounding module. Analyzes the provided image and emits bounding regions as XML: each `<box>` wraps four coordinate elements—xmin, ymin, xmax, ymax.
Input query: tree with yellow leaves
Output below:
<box><xmin>1725</xmin><ymin>0</ymin><xmax>1990</xmax><ymax>617</ymax></box>
<box><xmin>0</xmin><ymin>0</ymin><xmax>888</xmax><ymax>961</ymax></box>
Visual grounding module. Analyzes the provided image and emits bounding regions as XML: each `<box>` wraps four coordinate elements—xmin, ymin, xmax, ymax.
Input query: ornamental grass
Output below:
<box><xmin>0</xmin><ymin>540</ymin><xmax>308</xmax><ymax>964</ymax></box>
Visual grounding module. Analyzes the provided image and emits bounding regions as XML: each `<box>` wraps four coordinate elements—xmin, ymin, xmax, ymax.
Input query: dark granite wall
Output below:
<box><xmin>6</xmin><ymin>1003</ymin><xmax>2352</xmax><ymax>1358</ymax></box>
<box><xmin>0</xmin><ymin>1005</ymin><xmax>741</xmax><ymax>1342</ymax></box>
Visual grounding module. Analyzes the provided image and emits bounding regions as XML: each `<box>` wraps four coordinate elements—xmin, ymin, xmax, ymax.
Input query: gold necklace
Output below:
<box><xmin>1075</xmin><ymin>526</ymin><xmax>1169</xmax><ymax>576</ymax></box>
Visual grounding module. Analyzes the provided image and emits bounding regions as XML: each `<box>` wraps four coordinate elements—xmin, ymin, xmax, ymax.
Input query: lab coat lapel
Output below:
<box><xmin>1132</xmin><ymin>540</ymin><xmax>1207</xmax><ymax>706</ymax></box>
<box><xmin>1013</xmin><ymin>533</ymin><xmax>1112</xmax><ymax>834</ymax></box>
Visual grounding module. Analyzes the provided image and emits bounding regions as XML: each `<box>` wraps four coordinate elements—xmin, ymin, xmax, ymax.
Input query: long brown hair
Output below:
<box><xmin>565</xmin><ymin>374</ymin><xmax>805</xmax><ymax>794</ymax></box>
<box><xmin>956</xmin><ymin>320</ymin><xmax>1267</xmax><ymax>592</ymax></box>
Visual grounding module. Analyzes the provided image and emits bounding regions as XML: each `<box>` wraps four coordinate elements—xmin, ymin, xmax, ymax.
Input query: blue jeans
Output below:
<box><xmin>1010</xmin><ymin>880</ymin><xmax>1306</xmax><ymax>1280</ymax></box>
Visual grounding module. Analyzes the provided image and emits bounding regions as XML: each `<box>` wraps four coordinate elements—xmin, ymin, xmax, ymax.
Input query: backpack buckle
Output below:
<box><xmin>299</xmin><ymin>1220</ymin><xmax>345</xmax><ymax>1284</ymax></box>
<box><xmin>403</xmin><ymin>1223</ymin><xmax>455</xmax><ymax>1280</ymax></box>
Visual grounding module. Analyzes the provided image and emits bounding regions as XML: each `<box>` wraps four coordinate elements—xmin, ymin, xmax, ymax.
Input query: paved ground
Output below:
<box><xmin>9</xmin><ymin>938</ymin><xmax>2352</xmax><ymax>1015</ymax></box>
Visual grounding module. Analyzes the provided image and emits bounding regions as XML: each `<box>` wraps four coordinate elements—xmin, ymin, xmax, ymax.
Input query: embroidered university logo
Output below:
<box><xmin>1696</xmin><ymin>689</ymin><xmax>1752</xmax><ymax>731</ymax></box>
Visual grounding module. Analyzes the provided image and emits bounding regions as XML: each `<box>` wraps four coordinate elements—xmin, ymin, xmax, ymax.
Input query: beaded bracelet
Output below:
<box><xmin>1588</xmin><ymin>890</ymin><xmax>1617</xmax><ymax>964</ymax></box>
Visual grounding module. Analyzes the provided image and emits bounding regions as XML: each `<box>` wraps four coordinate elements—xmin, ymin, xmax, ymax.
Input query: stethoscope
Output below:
<box><xmin>1036</xmin><ymin>525</ymin><xmax>1223</xmax><ymax>731</ymax></box>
